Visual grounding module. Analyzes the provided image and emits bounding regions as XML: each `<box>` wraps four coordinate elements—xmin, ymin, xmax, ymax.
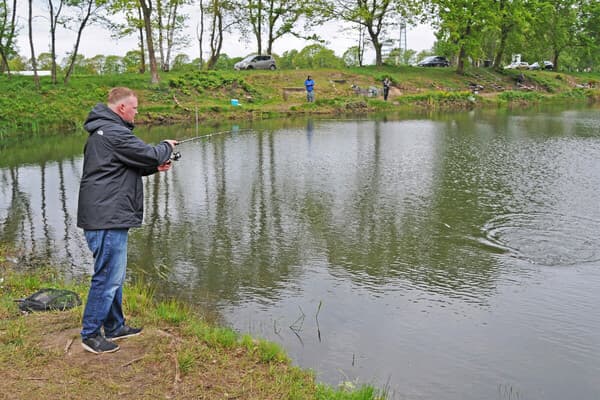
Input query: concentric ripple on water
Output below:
<box><xmin>482</xmin><ymin>212</ymin><xmax>600</xmax><ymax>266</ymax></box>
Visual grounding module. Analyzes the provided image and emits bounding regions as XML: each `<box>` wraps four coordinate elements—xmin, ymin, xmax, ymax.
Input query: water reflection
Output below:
<box><xmin>2</xmin><ymin>106</ymin><xmax>600</xmax><ymax>399</ymax></box>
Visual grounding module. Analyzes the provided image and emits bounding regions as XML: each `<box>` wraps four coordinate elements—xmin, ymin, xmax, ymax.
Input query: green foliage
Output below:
<box><xmin>186</xmin><ymin>319</ymin><xmax>240</xmax><ymax>348</ymax></box>
<box><xmin>212</xmin><ymin>54</ymin><xmax>238</xmax><ymax>71</ymax></box>
<box><xmin>399</xmin><ymin>90</ymin><xmax>475</xmax><ymax>104</ymax></box>
<box><xmin>241</xmin><ymin>335</ymin><xmax>289</xmax><ymax>363</ymax></box>
<box><xmin>288</xmin><ymin>44</ymin><xmax>345</xmax><ymax>69</ymax></box>
<box><xmin>556</xmin><ymin>88</ymin><xmax>592</xmax><ymax>99</ymax></box>
<box><xmin>168</xmin><ymin>71</ymin><xmax>258</xmax><ymax>97</ymax></box>
<box><xmin>154</xmin><ymin>300</ymin><xmax>188</xmax><ymax>325</ymax></box>
<box><xmin>177</xmin><ymin>349</ymin><xmax>196</xmax><ymax>375</ymax></box>
<box><xmin>497</xmin><ymin>90</ymin><xmax>544</xmax><ymax>102</ymax></box>
<box><xmin>315</xmin><ymin>383</ymin><xmax>383</xmax><ymax>400</ymax></box>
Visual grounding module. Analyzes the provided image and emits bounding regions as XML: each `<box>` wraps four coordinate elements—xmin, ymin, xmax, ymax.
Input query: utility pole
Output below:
<box><xmin>399</xmin><ymin>20</ymin><xmax>407</xmax><ymax>52</ymax></box>
<box><xmin>397</xmin><ymin>20</ymin><xmax>407</xmax><ymax>65</ymax></box>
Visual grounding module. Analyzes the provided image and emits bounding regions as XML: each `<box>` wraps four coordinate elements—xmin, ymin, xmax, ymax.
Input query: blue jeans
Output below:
<box><xmin>307</xmin><ymin>91</ymin><xmax>315</xmax><ymax>102</ymax></box>
<box><xmin>81</xmin><ymin>229</ymin><xmax>129</xmax><ymax>339</ymax></box>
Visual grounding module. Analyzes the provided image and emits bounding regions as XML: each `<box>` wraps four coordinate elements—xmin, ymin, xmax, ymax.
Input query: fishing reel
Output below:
<box><xmin>171</xmin><ymin>151</ymin><xmax>182</xmax><ymax>161</ymax></box>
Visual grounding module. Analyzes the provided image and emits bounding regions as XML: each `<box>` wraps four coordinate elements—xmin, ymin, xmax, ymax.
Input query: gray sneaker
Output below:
<box><xmin>105</xmin><ymin>325</ymin><xmax>142</xmax><ymax>341</ymax></box>
<box><xmin>81</xmin><ymin>335</ymin><xmax>120</xmax><ymax>354</ymax></box>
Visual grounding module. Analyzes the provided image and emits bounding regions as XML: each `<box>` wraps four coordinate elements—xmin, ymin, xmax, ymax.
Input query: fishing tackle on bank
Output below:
<box><xmin>169</xmin><ymin>128</ymin><xmax>252</xmax><ymax>161</ymax></box>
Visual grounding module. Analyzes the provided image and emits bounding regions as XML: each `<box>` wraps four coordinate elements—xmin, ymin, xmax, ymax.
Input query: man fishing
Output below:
<box><xmin>77</xmin><ymin>87</ymin><xmax>177</xmax><ymax>354</ymax></box>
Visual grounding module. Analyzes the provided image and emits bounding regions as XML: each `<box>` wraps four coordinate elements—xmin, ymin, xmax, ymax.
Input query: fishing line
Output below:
<box><xmin>170</xmin><ymin>128</ymin><xmax>254</xmax><ymax>161</ymax></box>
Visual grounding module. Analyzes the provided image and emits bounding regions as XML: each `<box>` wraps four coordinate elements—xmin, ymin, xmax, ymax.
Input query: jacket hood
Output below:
<box><xmin>84</xmin><ymin>103</ymin><xmax>134</xmax><ymax>134</ymax></box>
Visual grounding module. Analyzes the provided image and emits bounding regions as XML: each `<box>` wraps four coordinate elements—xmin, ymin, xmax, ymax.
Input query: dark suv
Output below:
<box><xmin>234</xmin><ymin>55</ymin><xmax>276</xmax><ymax>70</ymax></box>
<box><xmin>417</xmin><ymin>56</ymin><xmax>450</xmax><ymax>67</ymax></box>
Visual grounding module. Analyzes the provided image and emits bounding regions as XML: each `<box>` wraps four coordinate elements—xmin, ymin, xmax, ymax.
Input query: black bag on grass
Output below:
<box><xmin>16</xmin><ymin>288</ymin><xmax>82</xmax><ymax>312</ymax></box>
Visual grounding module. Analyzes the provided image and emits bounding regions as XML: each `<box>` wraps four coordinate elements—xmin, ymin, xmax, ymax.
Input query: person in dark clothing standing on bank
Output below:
<box><xmin>305</xmin><ymin>75</ymin><xmax>315</xmax><ymax>102</ymax></box>
<box><xmin>383</xmin><ymin>77</ymin><xmax>391</xmax><ymax>101</ymax></box>
<box><xmin>77</xmin><ymin>87</ymin><xmax>177</xmax><ymax>354</ymax></box>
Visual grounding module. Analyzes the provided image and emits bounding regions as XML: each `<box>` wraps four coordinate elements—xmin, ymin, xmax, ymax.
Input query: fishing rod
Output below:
<box><xmin>170</xmin><ymin>128</ymin><xmax>253</xmax><ymax>161</ymax></box>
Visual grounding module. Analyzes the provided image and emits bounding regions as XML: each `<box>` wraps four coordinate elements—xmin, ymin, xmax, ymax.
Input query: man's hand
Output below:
<box><xmin>164</xmin><ymin>139</ymin><xmax>178</xmax><ymax>149</ymax></box>
<box><xmin>157</xmin><ymin>161</ymin><xmax>172</xmax><ymax>172</ymax></box>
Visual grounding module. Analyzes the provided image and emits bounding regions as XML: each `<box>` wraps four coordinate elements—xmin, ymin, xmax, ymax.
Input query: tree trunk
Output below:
<box><xmin>139</xmin><ymin>0</ymin><xmax>160</xmax><ymax>83</ymax></box>
<box><xmin>206</xmin><ymin>7</ymin><xmax>223</xmax><ymax>69</ymax></box>
<box><xmin>0</xmin><ymin>0</ymin><xmax>18</xmax><ymax>76</ymax></box>
<box><xmin>493</xmin><ymin>26</ymin><xmax>509</xmax><ymax>69</ymax></box>
<box><xmin>367</xmin><ymin>26</ymin><xmax>382</xmax><ymax>66</ymax></box>
<box><xmin>456</xmin><ymin>23</ymin><xmax>472</xmax><ymax>74</ymax></box>
<box><xmin>197</xmin><ymin>0</ymin><xmax>204</xmax><ymax>69</ymax></box>
<box><xmin>28</xmin><ymin>0</ymin><xmax>39</xmax><ymax>89</ymax></box>
<box><xmin>137</xmin><ymin>6</ymin><xmax>146</xmax><ymax>73</ymax></box>
<box><xmin>157</xmin><ymin>0</ymin><xmax>166</xmax><ymax>71</ymax></box>
<box><xmin>251</xmin><ymin>0</ymin><xmax>263</xmax><ymax>55</ymax></box>
<box><xmin>165</xmin><ymin>1</ymin><xmax>179</xmax><ymax>70</ymax></box>
<box><xmin>64</xmin><ymin>0</ymin><xmax>93</xmax><ymax>84</ymax></box>
<box><xmin>48</xmin><ymin>0</ymin><xmax>64</xmax><ymax>84</ymax></box>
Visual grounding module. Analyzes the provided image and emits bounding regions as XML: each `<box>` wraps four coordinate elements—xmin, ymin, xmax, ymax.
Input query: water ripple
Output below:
<box><xmin>482</xmin><ymin>212</ymin><xmax>600</xmax><ymax>266</ymax></box>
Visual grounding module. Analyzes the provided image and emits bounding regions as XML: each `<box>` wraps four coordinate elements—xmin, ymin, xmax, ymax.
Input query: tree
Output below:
<box><xmin>61</xmin><ymin>53</ymin><xmax>90</xmax><ymax>74</ymax></box>
<box><xmin>109</xmin><ymin>0</ymin><xmax>147</xmax><ymax>73</ymax></box>
<box><xmin>47</xmin><ymin>0</ymin><xmax>66</xmax><ymax>83</ymax></box>
<box><xmin>294</xmin><ymin>43</ymin><xmax>344</xmax><ymax>68</ymax></box>
<box><xmin>199</xmin><ymin>0</ymin><xmax>236</xmax><ymax>69</ymax></box>
<box><xmin>103</xmin><ymin>55</ymin><xmax>123</xmax><ymax>73</ymax></box>
<box><xmin>156</xmin><ymin>0</ymin><xmax>188</xmax><ymax>71</ymax></box>
<box><xmin>212</xmin><ymin>52</ymin><xmax>237</xmax><ymax>69</ymax></box>
<box><xmin>342</xmin><ymin>45</ymin><xmax>361</xmax><ymax>67</ymax></box>
<box><xmin>139</xmin><ymin>0</ymin><xmax>160</xmax><ymax>83</ymax></box>
<box><xmin>63</xmin><ymin>0</ymin><xmax>106</xmax><ymax>84</ymax></box>
<box><xmin>384</xmin><ymin>47</ymin><xmax>416</xmax><ymax>65</ymax></box>
<box><xmin>7</xmin><ymin>54</ymin><xmax>26</xmax><ymax>70</ymax></box>
<box><xmin>575</xmin><ymin>0</ymin><xmax>600</xmax><ymax>71</ymax></box>
<box><xmin>327</xmin><ymin>0</ymin><xmax>403</xmax><ymax>66</ymax></box>
<box><xmin>86</xmin><ymin>54</ymin><xmax>105</xmax><ymax>74</ymax></box>
<box><xmin>171</xmin><ymin>52</ymin><xmax>190</xmax><ymax>70</ymax></box>
<box><xmin>0</xmin><ymin>0</ymin><xmax>18</xmax><ymax>74</ymax></box>
<box><xmin>28</xmin><ymin>0</ymin><xmax>40</xmax><ymax>88</ymax></box>
<box><xmin>527</xmin><ymin>0</ymin><xmax>580</xmax><ymax>71</ymax></box>
<box><xmin>122</xmin><ymin>49</ymin><xmax>143</xmax><ymax>72</ymax></box>
<box><xmin>234</xmin><ymin>0</ymin><xmax>308</xmax><ymax>56</ymax></box>
<box><xmin>488</xmin><ymin>0</ymin><xmax>530</xmax><ymax>69</ymax></box>
<box><xmin>277</xmin><ymin>49</ymin><xmax>298</xmax><ymax>68</ymax></box>
<box><xmin>427</xmin><ymin>0</ymin><xmax>493</xmax><ymax>73</ymax></box>
<box><xmin>37</xmin><ymin>52</ymin><xmax>56</xmax><ymax>70</ymax></box>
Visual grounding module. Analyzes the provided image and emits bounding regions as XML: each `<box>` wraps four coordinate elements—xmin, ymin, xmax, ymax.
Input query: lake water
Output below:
<box><xmin>2</xmin><ymin>106</ymin><xmax>600</xmax><ymax>399</ymax></box>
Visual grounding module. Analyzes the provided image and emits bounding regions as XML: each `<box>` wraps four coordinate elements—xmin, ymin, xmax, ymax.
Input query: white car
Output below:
<box><xmin>529</xmin><ymin>61</ymin><xmax>554</xmax><ymax>70</ymax></box>
<box><xmin>234</xmin><ymin>55</ymin><xmax>276</xmax><ymax>70</ymax></box>
<box><xmin>504</xmin><ymin>61</ymin><xmax>529</xmax><ymax>70</ymax></box>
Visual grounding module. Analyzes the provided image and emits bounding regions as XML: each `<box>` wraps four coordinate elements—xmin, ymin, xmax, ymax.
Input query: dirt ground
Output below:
<box><xmin>1</xmin><ymin>311</ymin><xmax>314</xmax><ymax>400</ymax></box>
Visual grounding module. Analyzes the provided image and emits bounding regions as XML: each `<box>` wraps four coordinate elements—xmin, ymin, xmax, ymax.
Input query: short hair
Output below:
<box><xmin>108</xmin><ymin>87</ymin><xmax>137</xmax><ymax>105</ymax></box>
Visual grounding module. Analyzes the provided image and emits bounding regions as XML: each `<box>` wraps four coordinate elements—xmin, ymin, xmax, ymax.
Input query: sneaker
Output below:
<box><xmin>81</xmin><ymin>335</ymin><xmax>120</xmax><ymax>354</ymax></box>
<box><xmin>105</xmin><ymin>325</ymin><xmax>143</xmax><ymax>341</ymax></box>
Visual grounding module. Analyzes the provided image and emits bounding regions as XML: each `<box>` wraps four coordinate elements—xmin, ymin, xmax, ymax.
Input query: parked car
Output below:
<box><xmin>417</xmin><ymin>56</ymin><xmax>450</xmax><ymax>67</ymax></box>
<box><xmin>529</xmin><ymin>61</ymin><xmax>554</xmax><ymax>70</ymax></box>
<box><xmin>234</xmin><ymin>55</ymin><xmax>276</xmax><ymax>70</ymax></box>
<box><xmin>504</xmin><ymin>61</ymin><xmax>529</xmax><ymax>70</ymax></box>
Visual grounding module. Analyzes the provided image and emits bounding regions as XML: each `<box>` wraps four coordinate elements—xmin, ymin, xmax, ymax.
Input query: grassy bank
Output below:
<box><xmin>0</xmin><ymin>247</ymin><xmax>384</xmax><ymax>399</ymax></box>
<box><xmin>1</xmin><ymin>66</ymin><xmax>599</xmax><ymax>137</ymax></box>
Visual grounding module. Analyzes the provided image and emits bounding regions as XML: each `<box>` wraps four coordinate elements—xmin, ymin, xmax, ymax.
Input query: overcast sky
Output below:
<box><xmin>15</xmin><ymin>3</ymin><xmax>436</xmax><ymax>64</ymax></box>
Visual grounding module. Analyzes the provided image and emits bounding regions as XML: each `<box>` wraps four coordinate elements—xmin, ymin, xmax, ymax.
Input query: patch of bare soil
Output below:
<box><xmin>1</xmin><ymin>312</ymin><xmax>312</xmax><ymax>400</ymax></box>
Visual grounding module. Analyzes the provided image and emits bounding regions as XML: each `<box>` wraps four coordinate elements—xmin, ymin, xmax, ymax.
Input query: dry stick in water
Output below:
<box><xmin>315</xmin><ymin>300</ymin><xmax>323</xmax><ymax>342</ymax></box>
<box><xmin>122</xmin><ymin>356</ymin><xmax>145</xmax><ymax>368</ymax></box>
<box><xmin>64</xmin><ymin>338</ymin><xmax>74</xmax><ymax>353</ymax></box>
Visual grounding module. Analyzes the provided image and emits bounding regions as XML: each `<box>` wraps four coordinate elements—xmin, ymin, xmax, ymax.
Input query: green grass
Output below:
<box><xmin>1</xmin><ymin>67</ymin><xmax>598</xmax><ymax>138</ymax></box>
<box><xmin>0</xmin><ymin>249</ymin><xmax>386</xmax><ymax>399</ymax></box>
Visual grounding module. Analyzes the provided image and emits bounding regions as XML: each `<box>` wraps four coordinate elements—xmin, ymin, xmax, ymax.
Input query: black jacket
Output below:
<box><xmin>77</xmin><ymin>103</ymin><xmax>172</xmax><ymax>230</ymax></box>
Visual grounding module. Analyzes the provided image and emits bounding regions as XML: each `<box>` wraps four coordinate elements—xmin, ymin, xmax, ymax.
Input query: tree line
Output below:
<box><xmin>1</xmin><ymin>0</ymin><xmax>599</xmax><ymax>87</ymax></box>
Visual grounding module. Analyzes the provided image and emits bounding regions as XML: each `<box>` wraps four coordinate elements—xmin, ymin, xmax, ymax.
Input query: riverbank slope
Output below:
<box><xmin>1</xmin><ymin>66</ymin><xmax>598</xmax><ymax>137</ymax></box>
<box><xmin>0</xmin><ymin>249</ymin><xmax>382</xmax><ymax>399</ymax></box>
